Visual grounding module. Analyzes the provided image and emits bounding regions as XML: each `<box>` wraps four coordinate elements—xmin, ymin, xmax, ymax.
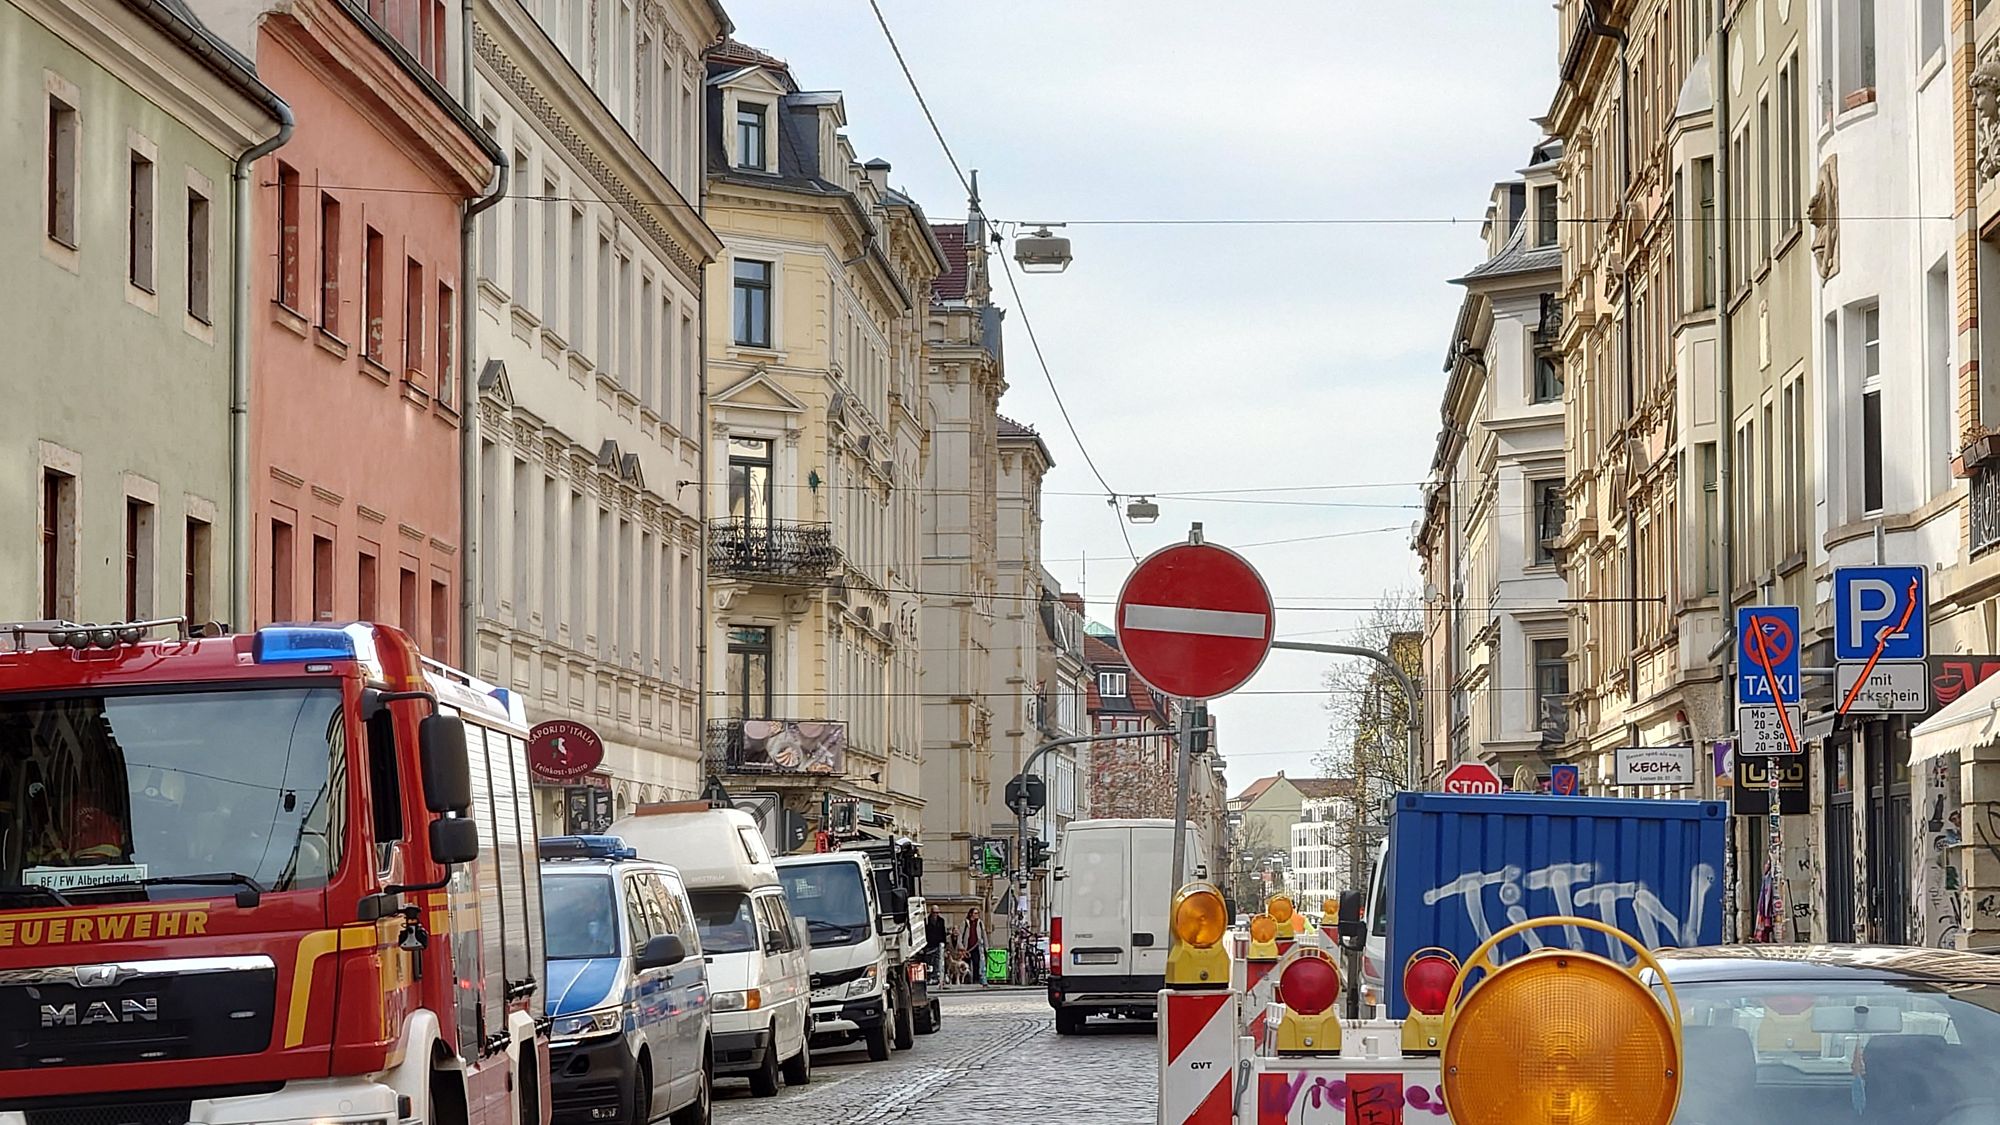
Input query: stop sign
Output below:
<box><xmin>1442</xmin><ymin>762</ymin><xmax>1504</xmax><ymax>795</ymax></box>
<box><xmin>1114</xmin><ymin>542</ymin><xmax>1275</xmax><ymax>701</ymax></box>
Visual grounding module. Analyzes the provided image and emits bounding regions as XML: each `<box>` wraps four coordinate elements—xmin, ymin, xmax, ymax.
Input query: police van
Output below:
<box><xmin>541</xmin><ymin>836</ymin><xmax>712</xmax><ymax>1125</ymax></box>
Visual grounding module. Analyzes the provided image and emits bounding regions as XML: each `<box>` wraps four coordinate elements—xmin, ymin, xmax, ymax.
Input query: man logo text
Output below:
<box><xmin>39</xmin><ymin>998</ymin><xmax>158</xmax><ymax>1027</ymax></box>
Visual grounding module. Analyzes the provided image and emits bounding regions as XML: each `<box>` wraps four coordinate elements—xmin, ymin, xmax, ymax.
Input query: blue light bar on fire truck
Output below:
<box><xmin>539</xmin><ymin>835</ymin><xmax>639</xmax><ymax>861</ymax></box>
<box><xmin>252</xmin><ymin>625</ymin><xmax>359</xmax><ymax>663</ymax></box>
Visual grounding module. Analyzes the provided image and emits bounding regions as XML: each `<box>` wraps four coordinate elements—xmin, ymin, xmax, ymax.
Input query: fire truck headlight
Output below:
<box><xmin>1441</xmin><ymin>916</ymin><xmax>1682</xmax><ymax>1125</ymax></box>
<box><xmin>553</xmin><ymin>1007</ymin><xmax>624</xmax><ymax>1039</ymax></box>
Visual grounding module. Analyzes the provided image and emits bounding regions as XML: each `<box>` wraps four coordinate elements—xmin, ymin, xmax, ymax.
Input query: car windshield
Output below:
<box><xmin>780</xmin><ymin>862</ymin><xmax>870</xmax><ymax>945</ymax></box>
<box><xmin>689</xmin><ymin>889</ymin><xmax>757</xmax><ymax>955</ymax></box>
<box><xmin>1669</xmin><ymin>977</ymin><xmax>2000</xmax><ymax>1124</ymax></box>
<box><xmin>0</xmin><ymin>686</ymin><xmax>344</xmax><ymax>903</ymax></box>
<box><xmin>542</xmin><ymin>873</ymin><xmax>618</xmax><ymax>960</ymax></box>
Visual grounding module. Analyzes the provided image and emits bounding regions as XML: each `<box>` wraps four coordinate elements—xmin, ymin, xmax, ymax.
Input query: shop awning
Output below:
<box><xmin>1911</xmin><ymin>673</ymin><xmax>2000</xmax><ymax>765</ymax></box>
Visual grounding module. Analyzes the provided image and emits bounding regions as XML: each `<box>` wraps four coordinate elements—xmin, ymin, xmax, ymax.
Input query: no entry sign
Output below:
<box><xmin>1114</xmin><ymin>541</ymin><xmax>1275</xmax><ymax>701</ymax></box>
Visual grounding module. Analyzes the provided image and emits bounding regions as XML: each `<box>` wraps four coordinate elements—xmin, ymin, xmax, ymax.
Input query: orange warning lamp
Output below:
<box><xmin>1400</xmin><ymin>947</ymin><xmax>1459</xmax><ymax>1053</ymax></box>
<box><xmin>1266</xmin><ymin>895</ymin><xmax>1295</xmax><ymax>928</ymax></box>
<box><xmin>1246</xmin><ymin>913</ymin><xmax>1281</xmax><ymax>961</ymax></box>
<box><xmin>1290</xmin><ymin>912</ymin><xmax>1308</xmax><ymax>936</ymax></box>
<box><xmin>1165</xmin><ymin>882</ymin><xmax>1230</xmax><ymax>987</ymax></box>
<box><xmin>1274</xmin><ymin>947</ymin><xmax>1342</xmax><ymax>1054</ymax></box>
<box><xmin>1441</xmin><ymin>916</ymin><xmax>1683</xmax><ymax>1125</ymax></box>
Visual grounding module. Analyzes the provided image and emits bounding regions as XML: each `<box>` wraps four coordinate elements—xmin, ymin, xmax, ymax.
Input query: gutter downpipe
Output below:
<box><xmin>1710</xmin><ymin>0</ymin><xmax>1739</xmax><ymax>942</ymax></box>
<box><xmin>460</xmin><ymin>0</ymin><xmax>508</xmax><ymax>668</ymax></box>
<box><xmin>231</xmin><ymin>105</ymin><xmax>296</xmax><ymax>633</ymax></box>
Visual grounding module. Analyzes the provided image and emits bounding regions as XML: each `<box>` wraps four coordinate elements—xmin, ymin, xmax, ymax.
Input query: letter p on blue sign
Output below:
<box><xmin>1834</xmin><ymin>566</ymin><xmax>1928</xmax><ymax>663</ymax></box>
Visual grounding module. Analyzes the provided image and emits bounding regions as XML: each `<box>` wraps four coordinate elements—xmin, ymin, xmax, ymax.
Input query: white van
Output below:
<box><xmin>1047</xmin><ymin>818</ymin><xmax>1210</xmax><ymax>1034</ymax></box>
<box><xmin>607</xmin><ymin>804</ymin><xmax>813</xmax><ymax>1097</ymax></box>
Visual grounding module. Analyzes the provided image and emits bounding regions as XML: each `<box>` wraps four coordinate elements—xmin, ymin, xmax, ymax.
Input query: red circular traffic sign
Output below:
<box><xmin>1442</xmin><ymin>762</ymin><xmax>1504</xmax><ymax>795</ymax></box>
<box><xmin>1114</xmin><ymin>542</ymin><xmax>1275</xmax><ymax>701</ymax></box>
<box><xmin>529</xmin><ymin>719</ymin><xmax>605</xmax><ymax>783</ymax></box>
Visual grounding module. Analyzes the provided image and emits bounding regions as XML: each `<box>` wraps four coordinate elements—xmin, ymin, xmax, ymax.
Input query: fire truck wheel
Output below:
<box><xmin>781</xmin><ymin>1033</ymin><xmax>812</xmax><ymax>1086</ymax></box>
<box><xmin>1054</xmin><ymin>1007</ymin><xmax>1085</xmax><ymax>1036</ymax></box>
<box><xmin>631</xmin><ymin>1058</ymin><xmax>652</xmax><ymax>1124</ymax></box>
<box><xmin>748</xmin><ymin>1036</ymin><xmax>782</xmax><ymax>1097</ymax></box>
<box><xmin>669</xmin><ymin>1045</ymin><xmax>710</xmax><ymax>1125</ymax></box>
<box><xmin>892</xmin><ymin>980</ymin><xmax>915</xmax><ymax>1050</ymax></box>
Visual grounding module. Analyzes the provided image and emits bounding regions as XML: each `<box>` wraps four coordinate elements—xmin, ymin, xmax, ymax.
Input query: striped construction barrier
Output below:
<box><xmin>1157</xmin><ymin>988</ymin><xmax>1238</xmax><ymax>1125</ymax></box>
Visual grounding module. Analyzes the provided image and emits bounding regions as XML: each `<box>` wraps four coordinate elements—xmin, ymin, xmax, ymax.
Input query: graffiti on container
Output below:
<box><xmin>1421</xmin><ymin>861</ymin><xmax>1716</xmax><ymax>961</ymax></box>
<box><xmin>1257</xmin><ymin>1071</ymin><xmax>1449</xmax><ymax>1121</ymax></box>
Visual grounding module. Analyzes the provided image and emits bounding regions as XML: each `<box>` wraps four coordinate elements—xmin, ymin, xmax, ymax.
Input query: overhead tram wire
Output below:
<box><xmin>867</xmin><ymin>0</ymin><xmax>1137</xmax><ymax>559</ymax></box>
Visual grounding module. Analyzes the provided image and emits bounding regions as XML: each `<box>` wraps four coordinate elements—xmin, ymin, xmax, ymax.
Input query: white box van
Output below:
<box><xmin>1047</xmin><ymin>818</ymin><xmax>1211</xmax><ymax>1034</ymax></box>
<box><xmin>608</xmin><ymin>804</ymin><xmax>813</xmax><ymax>1097</ymax></box>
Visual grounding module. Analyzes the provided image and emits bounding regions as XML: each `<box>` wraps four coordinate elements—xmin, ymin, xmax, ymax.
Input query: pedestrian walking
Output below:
<box><xmin>963</xmin><ymin>907</ymin><xmax>986</xmax><ymax>987</ymax></box>
<box><xmin>925</xmin><ymin>905</ymin><xmax>948</xmax><ymax>981</ymax></box>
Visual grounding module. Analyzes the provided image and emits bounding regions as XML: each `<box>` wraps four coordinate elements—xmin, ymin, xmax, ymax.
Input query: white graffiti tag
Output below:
<box><xmin>1421</xmin><ymin>862</ymin><xmax>1717</xmax><ymax>963</ymax></box>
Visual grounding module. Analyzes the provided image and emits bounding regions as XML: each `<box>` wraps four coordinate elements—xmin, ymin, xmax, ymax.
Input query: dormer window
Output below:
<box><xmin>1098</xmin><ymin>671</ymin><xmax>1128</xmax><ymax>699</ymax></box>
<box><xmin>736</xmin><ymin>103</ymin><xmax>767</xmax><ymax>171</ymax></box>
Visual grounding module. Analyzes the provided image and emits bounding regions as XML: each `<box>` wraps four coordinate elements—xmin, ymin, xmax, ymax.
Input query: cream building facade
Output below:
<box><xmin>700</xmin><ymin>41</ymin><xmax>944</xmax><ymax>841</ymax></box>
<box><xmin>466</xmin><ymin>0</ymin><xmax>727</xmax><ymax>832</ymax></box>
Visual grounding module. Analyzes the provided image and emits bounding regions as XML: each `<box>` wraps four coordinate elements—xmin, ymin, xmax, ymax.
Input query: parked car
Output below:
<box><xmin>1047</xmin><ymin>818</ymin><xmax>1211</xmax><ymax>1034</ymax></box>
<box><xmin>1654</xmin><ymin>943</ymin><xmax>2000</xmax><ymax>1123</ymax></box>
<box><xmin>609</xmin><ymin>803</ymin><xmax>813</xmax><ymax>1097</ymax></box>
<box><xmin>540</xmin><ymin>835</ymin><xmax>710</xmax><ymax>1125</ymax></box>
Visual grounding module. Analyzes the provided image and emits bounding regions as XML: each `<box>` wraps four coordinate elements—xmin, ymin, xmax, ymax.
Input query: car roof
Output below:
<box><xmin>540</xmin><ymin>857</ymin><xmax>686</xmax><ymax>883</ymax></box>
<box><xmin>1653</xmin><ymin>944</ymin><xmax>2000</xmax><ymax>986</ymax></box>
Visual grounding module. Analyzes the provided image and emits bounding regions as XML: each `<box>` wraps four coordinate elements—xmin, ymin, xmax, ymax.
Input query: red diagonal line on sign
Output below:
<box><xmin>1837</xmin><ymin>577</ymin><xmax>1922</xmax><ymax>716</ymax></box>
<box><xmin>1748</xmin><ymin>614</ymin><xmax>1800</xmax><ymax>754</ymax></box>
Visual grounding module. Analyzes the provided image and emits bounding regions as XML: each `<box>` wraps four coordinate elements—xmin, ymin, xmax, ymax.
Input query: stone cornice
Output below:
<box><xmin>474</xmin><ymin>0</ymin><xmax>722</xmax><ymax>290</ymax></box>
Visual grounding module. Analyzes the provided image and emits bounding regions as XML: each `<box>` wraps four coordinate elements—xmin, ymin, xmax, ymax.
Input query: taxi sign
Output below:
<box><xmin>1736</xmin><ymin>606</ymin><xmax>1801</xmax><ymax>706</ymax></box>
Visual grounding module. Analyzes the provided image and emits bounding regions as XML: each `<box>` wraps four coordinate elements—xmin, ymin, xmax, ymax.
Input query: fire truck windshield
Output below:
<box><xmin>0</xmin><ymin>686</ymin><xmax>346</xmax><ymax>904</ymax></box>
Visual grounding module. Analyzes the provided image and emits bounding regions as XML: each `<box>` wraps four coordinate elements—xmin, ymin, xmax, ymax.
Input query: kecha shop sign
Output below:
<box><xmin>1614</xmin><ymin>744</ymin><xmax>1696</xmax><ymax>787</ymax></box>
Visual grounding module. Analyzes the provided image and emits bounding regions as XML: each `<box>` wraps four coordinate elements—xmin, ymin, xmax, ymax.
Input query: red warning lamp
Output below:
<box><xmin>1277</xmin><ymin>951</ymin><xmax>1341</xmax><ymax>1016</ymax></box>
<box><xmin>1404</xmin><ymin>951</ymin><xmax>1461</xmax><ymax>1016</ymax></box>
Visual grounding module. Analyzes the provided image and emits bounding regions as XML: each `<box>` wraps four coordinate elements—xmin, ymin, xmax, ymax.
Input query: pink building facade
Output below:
<box><xmin>244</xmin><ymin>0</ymin><xmax>498</xmax><ymax>661</ymax></box>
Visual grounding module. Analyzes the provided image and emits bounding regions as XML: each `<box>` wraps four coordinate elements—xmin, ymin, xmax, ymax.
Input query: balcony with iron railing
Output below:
<box><xmin>1974</xmin><ymin>461</ymin><xmax>2000</xmax><ymax>557</ymax></box>
<box><xmin>707</xmin><ymin>520</ymin><xmax>841</xmax><ymax>583</ymax></box>
<box><xmin>706</xmin><ymin>718</ymin><xmax>849</xmax><ymax>777</ymax></box>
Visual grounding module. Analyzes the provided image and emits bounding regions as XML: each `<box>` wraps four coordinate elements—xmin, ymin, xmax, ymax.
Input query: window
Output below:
<box><xmin>1533</xmin><ymin>354</ymin><xmax>1562</xmax><ymax>404</ymax></box>
<box><xmin>363</xmin><ymin>227</ymin><xmax>385</xmax><ymax>363</ymax></box>
<box><xmin>270</xmin><ymin>518</ymin><xmax>295</xmax><ymax>622</ymax></box>
<box><xmin>725</xmin><ymin>625</ymin><xmax>773</xmax><ymax>718</ymax></box>
<box><xmin>595</xmin><ymin>232</ymin><xmax>611</xmax><ymax>364</ymax></box>
<box><xmin>1923</xmin><ymin>0</ymin><xmax>1949</xmax><ymax>60</ymax></box>
<box><xmin>187</xmin><ymin>187</ymin><xmax>212</xmax><ymax>320</ymax></box>
<box><xmin>1778</xmin><ymin>57</ymin><xmax>1801</xmax><ymax>240</ymax></box>
<box><xmin>124</xmin><ymin>498</ymin><xmax>153</xmax><ymax>619</ymax></box>
<box><xmin>1534</xmin><ymin>639</ymin><xmax>1570</xmax><ymax>744</ymax></box>
<box><xmin>543</xmin><ymin>176</ymin><xmax>562</xmax><ymax>336</ymax></box>
<box><xmin>733</xmin><ymin>259</ymin><xmax>771</xmax><ymax>347</ymax></box>
<box><xmin>430</xmin><ymin>579</ymin><xmax>449</xmax><ymax>658</ymax></box>
<box><xmin>404</xmin><ymin>258</ymin><xmax>424</xmax><ymax>376</ymax></box>
<box><xmin>365</xmin><ymin>702</ymin><xmax>405</xmax><ymax>872</ymax></box>
<box><xmin>128</xmin><ymin>149</ymin><xmax>156</xmax><ymax>291</ymax></box>
<box><xmin>1783</xmin><ymin>380</ymin><xmax>1804</xmax><ymax>555</ymax></box>
<box><xmin>512</xmin><ymin>148</ymin><xmax>531</xmax><ymax>308</ymax></box>
<box><xmin>277</xmin><ymin>162</ymin><xmax>301</xmax><ymax>307</ymax></box>
<box><xmin>727</xmin><ymin>437</ymin><xmax>773</xmax><ymax>523</ymax></box>
<box><xmin>1757</xmin><ymin>94</ymin><xmax>1772</xmax><ymax>263</ymax></box>
<box><xmin>41</xmin><ymin>470</ymin><xmax>74</xmax><ymax>620</ymax></box>
<box><xmin>1533</xmin><ymin>481</ymin><xmax>1565</xmax><ymax>565</ymax></box>
<box><xmin>1698</xmin><ymin>443</ymin><xmax>1719</xmax><ymax>594</ymax></box>
<box><xmin>477</xmin><ymin>115</ymin><xmax>499</xmax><ymax>275</ymax></box>
<box><xmin>736</xmin><ymin>102</ymin><xmax>767</xmax><ymax>170</ymax></box>
<box><xmin>437</xmin><ymin>282</ymin><xmax>455</xmax><ymax>407</ymax></box>
<box><xmin>1690</xmin><ymin>157</ymin><xmax>1716</xmax><ymax>309</ymax></box>
<box><xmin>1929</xmin><ymin>263</ymin><xmax>1955</xmax><ymax>496</ymax></box>
<box><xmin>1862</xmin><ymin>306</ymin><xmax>1884</xmax><ymax>514</ymax></box>
<box><xmin>569</xmin><ymin>208</ymin><xmax>587</xmax><ymax>347</ymax></box>
<box><xmin>399</xmin><ymin>566</ymin><xmax>417</xmax><ymax>637</ymax></box>
<box><xmin>1839</xmin><ymin>0</ymin><xmax>1877</xmax><ymax>105</ymax></box>
<box><xmin>46</xmin><ymin>92</ymin><xmax>78</xmax><ymax>247</ymax></box>
<box><xmin>185</xmin><ymin>517</ymin><xmax>210</xmax><ymax>622</ymax></box>
<box><xmin>1534</xmin><ymin>185</ymin><xmax>1558</xmax><ymax>248</ymax></box>
<box><xmin>317</xmin><ymin>193</ymin><xmax>339</xmax><ymax>334</ymax></box>
<box><xmin>1098</xmin><ymin>671</ymin><xmax>1129</xmax><ymax>698</ymax></box>
<box><xmin>358</xmin><ymin>550</ymin><xmax>378</xmax><ymax>621</ymax></box>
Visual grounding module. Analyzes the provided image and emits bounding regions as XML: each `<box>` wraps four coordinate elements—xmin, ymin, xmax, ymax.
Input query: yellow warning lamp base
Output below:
<box><xmin>1276</xmin><ymin>1010</ymin><xmax>1342</xmax><ymax>1055</ymax></box>
<box><xmin>1245</xmin><ymin>913</ymin><xmax>1280</xmax><ymax>962</ymax></box>
<box><xmin>1401</xmin><ymin>1012</ymin><xmax>1445</xmax><ymax>1054</ymax></box>
<box><xmin>1166</xmin><ymin>942</ymin><xmax>1230</xmax><ymax>988</ymax></box>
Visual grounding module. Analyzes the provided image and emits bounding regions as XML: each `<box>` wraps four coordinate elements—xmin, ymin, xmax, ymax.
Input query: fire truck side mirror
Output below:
<box><xmin>419</xmin><ymin>715</ymin><xmax>473</xmax><ymax>814</ymax></box>
<box><xmin>430</xmin><ymin>816</ymin><xmax>480</xmax><ymax>865</ymax></box>
<box><xmin>1336</xmin><ymin>890</ymin><xmax>1367</xmax><ymax>950</ymax></box>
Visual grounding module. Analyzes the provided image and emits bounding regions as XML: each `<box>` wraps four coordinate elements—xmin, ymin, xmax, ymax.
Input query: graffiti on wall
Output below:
<box><xmin>1916</xmin><ymin>753</ymin><xmax>1962</xmax><ymax>950</ymax></box>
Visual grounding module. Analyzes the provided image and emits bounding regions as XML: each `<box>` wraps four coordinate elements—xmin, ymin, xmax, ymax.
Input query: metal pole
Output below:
<box><xmin>1171</xmin><ymin>703</ymin><xmax>1196</xmax><ymax>892</ymax></box>
<box><xmin>1271</xmin><ymin>640</ymin><xmax>1423</xmax><ymax>788</ymax></box>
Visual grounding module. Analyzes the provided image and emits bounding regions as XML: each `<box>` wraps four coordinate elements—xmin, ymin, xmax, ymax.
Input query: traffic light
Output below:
<box><xmin>1026</xmin><ymin>837</ymin><xmax>1051</xmax><ymax>870</ymax></box>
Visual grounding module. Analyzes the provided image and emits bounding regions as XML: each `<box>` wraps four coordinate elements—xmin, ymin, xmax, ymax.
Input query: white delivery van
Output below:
<box><xmin>1047</xmin><ymin>818</ymin><xmax>1211</xmax><ymax>1035</ymax></box>
<box><xmin>607</xmin><ymin>803</ymin><xmax>813</xmax><ymax>1097</ymax></box>
<box><xmin>775</xmin><ymin>851</ymin><xmax>912</xmax><ymax>1061</ymax></box>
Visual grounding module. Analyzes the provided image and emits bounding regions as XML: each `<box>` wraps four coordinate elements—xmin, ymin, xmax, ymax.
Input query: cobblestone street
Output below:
<box><xmin>713</xmin><ymin>991</ymin><xmax>1158</xmax><ymax>1125</ymax></box>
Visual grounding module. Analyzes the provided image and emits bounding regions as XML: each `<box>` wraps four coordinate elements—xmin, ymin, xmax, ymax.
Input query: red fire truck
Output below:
<box><xmin>0</xmin><ymin>619</ymin><xmax>549</xmax><ymax>1124</ymax></box>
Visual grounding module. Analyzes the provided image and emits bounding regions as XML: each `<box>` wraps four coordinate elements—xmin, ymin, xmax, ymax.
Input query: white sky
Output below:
<box><xmin>718</xmin><ymin>0</ymin><xmax>1559</xmax><ymax>793</ymax></box>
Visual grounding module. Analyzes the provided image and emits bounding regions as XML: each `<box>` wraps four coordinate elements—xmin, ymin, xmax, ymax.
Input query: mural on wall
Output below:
<box><xmin>1916</xmin><ymin>752</ymin><xmax>1963</xmax><ymax>949</ymax></box>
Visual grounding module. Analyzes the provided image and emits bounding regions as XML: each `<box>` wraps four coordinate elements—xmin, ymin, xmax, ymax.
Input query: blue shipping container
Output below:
<box><xmin>1383</xmin><ymin>792</ymin><xmax>1727</xmax><ymax>1018</ymax></box>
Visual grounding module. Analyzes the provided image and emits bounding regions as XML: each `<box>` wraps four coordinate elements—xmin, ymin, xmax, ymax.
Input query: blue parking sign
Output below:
<box><xmin>1834</xmin><ymin>566</ymin><xmax>1928</xmax><ymax>663</ymax></box>
<box><xmin>1736</xmin><ymin>606</ymin><xmax>1801</xmax><ymax>705</ymax></box>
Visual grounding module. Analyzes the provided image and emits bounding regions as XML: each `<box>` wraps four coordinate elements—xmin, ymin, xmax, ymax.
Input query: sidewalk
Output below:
<box><xmin>933</xmin><ymin>982</ymin><xmax>1044</xmax><ymax>993</ymax></box>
